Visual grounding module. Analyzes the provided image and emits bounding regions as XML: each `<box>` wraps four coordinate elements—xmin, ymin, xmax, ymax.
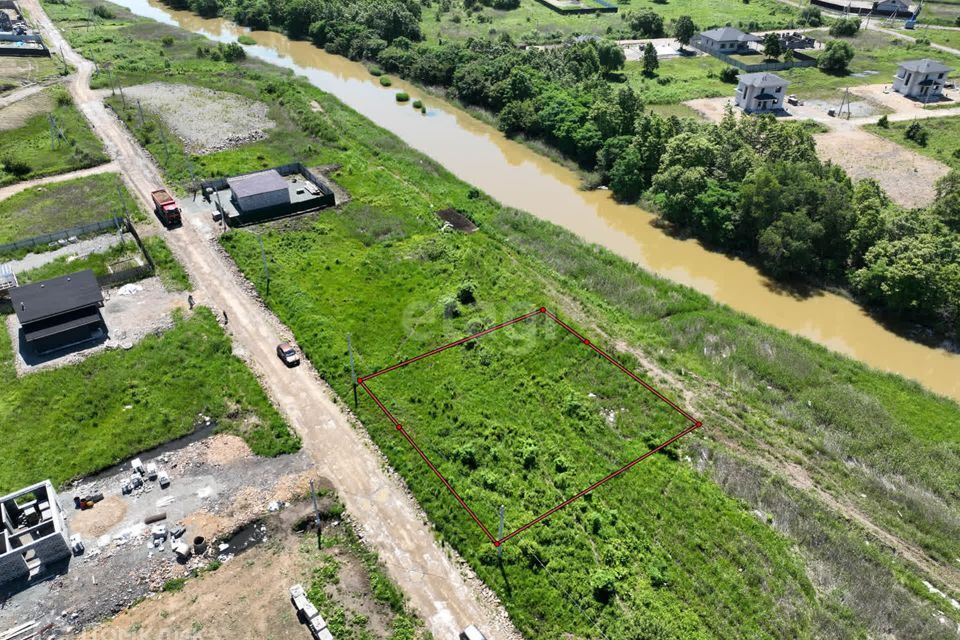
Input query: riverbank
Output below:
<box><xmin>40</xmin><ymin>1</ymin><xmax>960</xmax><ymax>637</ymax></box>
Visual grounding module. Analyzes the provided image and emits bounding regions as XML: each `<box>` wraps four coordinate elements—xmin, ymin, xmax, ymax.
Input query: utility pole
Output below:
<box><xmin>158</xmin><ymin>124</ymin><xmax>169</xmax><ymax>164</ymax></box>
<box><xmin>348</xmin><ymin>333</ymin><xmax>357</xmax><ymax>408</ymax></box>
<box><xmin>497</xmin><ymin>505</ymin><xmax>505</xmax><ymax>558</ymax></box>
<box><xmin>136</xmin><ymin>99</ymin><xmax>145</xmax><ymax>128</ymax></box>
<box><xmin>309</xmin><ymin>480</ymin><xmax>322</xmax><ymax>549</ymax></box>
<box><xmin>258</xmin><ymin>234</ymin><xmax>270</xmax><ymax>296</ymax></box>
<box><xmin>118</xmin><ymin>82</ymin><xmax>125</xmax><ymax>107</ymax></box>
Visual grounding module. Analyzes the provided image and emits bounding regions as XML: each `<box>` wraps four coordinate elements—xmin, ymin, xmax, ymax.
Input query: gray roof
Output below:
<box><xmin>898</xmin><ymin>58</ymin><xmax>952</xmax><ymax>74</ymax></box>
<box><xmin>738</xmin><ymin>72</ymin><xmax>790</xmax><ymax>88</ymax></box>
<box><xmin>10</xmin><ymin>270</ymin><xmax>102</xmax><ymax>325</ymax></box>
<box><xmin>699</xmin><ymin>27</ymin><xmax>761</xmax><ymax>43</ymax></box>
<box><xmin>228</xmin><ymin>169</ymin><xmax>287</xmax><ymax>198</ymax></box>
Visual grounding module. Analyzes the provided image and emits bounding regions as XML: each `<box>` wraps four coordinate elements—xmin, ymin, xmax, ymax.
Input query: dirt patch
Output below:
<box><xmin>69</xmin><ymin>495</ymin><xmax>128</xmax><ymax>538</ymax></box>
<box><xmin>203</xmin><ymin>433</ymin><xmax>253</xmax><ymax>466</ymax></box>
<box><xmin>0</xmin><ymin>87</ymin><xmax>52</xmax><ymax>130</ymax></box>
<box><xmin>814</xmin><ymin>128</ymin><xmax>951</xmax><ymax>208</ymax></box>
<box><xmin>121</xmin><ymin>82</ymin><xmax>275</xmax><ymax>154</ymax></box>
<box><xmin>436</xmin><ymin>208</ymin><xmax>478</xmax><ymax>232</ymax></box>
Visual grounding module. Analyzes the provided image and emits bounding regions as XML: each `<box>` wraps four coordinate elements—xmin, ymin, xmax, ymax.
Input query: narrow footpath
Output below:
<box><xmin>17</xmin><ymin>0</ymin><xmax>521</xmax><ymax>637</ymax></box>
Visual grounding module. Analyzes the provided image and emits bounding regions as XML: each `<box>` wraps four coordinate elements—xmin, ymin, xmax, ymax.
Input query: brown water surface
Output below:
<box><xmin>111</xmin><ymin>0</ymin><xmax>960</xmax><ymax>401</ymax></box>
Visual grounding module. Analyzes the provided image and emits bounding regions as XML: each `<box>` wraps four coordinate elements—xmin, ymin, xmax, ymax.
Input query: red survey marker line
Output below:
<box><xmin>497</xmin><ymin>421</ymin><xmax>702</xmax><ymax>545</ymax></box>
<box><xmin>359</xmin><ymin>306</ymin><xmax>702</xmax><ymax>546</ymax></box>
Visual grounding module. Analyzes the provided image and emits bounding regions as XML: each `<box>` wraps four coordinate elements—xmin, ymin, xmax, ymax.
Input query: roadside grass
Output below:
<box><xmin>0</xmin><ymin>87</ymin><xmax>109</xmax><ymax>186</ymax></box>
<box><xmin>623</xmin><ymin>55</ymin><xmax>731</xmax><ymax>104</ymax></box>
<box><xmin>420</xmin><ymin>0</ymin><xmax>797</xmax><ymax>45</ymax></box>
<box><xmin>896</xmin><ymin>26</ymin><xmax>960</xmax><ymax>49</ymax></box>
<box><xmin>0</xmin><ymin>172</ymin><xmax>140</xmax><ymax>246</ymax></box>
<box><xmin>0</xmin><ymin>307</ymin><xmax>299</xmax><ymax>494</ymax></box>
<box><xmin>0</xmin><ymin>55</ymin><xmax>65</xmax><ymax>95</ymax></box>
<box><xmin>16</xmin><ymin>239</ymin><xmax>137</xmax><ymax>284</ymax></box>
<box><xmin>865</xmin><ymin>115</ymin><xmax>960</xmax><ymax>169</ymax></box>
<box><xmin>46</xmin><ymin>2</ymin><xmax>960</xmax><ymax>637</ymax></box>
<box><xmin>143</xmin><ymin>236</ymin><xmax>190</xmax><ymax>291</ymax></box>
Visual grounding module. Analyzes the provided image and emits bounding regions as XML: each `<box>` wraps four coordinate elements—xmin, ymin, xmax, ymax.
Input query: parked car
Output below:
<box><xmin>459</xmin><ymin>626</ymin><xmax>487</xmax><ymax>640</ymax></box>
<box><xmin>277</xmin><ymin>342</ymin><xmax>301</xmax><ymax>367</ymax></box>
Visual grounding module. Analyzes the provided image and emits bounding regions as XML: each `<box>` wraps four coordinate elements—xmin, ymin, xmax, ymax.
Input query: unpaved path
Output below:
<box><xmin>20</xmin><ymin>0</ymin><xmax>519</xmax><ymax>637</ymax></box>
<box><xmin>0</xmin><ymin>81</ymin><xmax>49</xmax><ymax>109</ymax></box>
<box><xmin>0</xmin><ymin>161</ymin><xmax>119</xmax><ymax>202</ymax></box>
<box><xmin>1</xmin><ymin>232</ymin><xmax>121</xmax><ymax>273</ymax></box>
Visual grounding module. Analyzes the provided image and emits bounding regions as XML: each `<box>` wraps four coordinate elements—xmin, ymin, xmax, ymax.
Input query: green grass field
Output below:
<box><xmin>0</xmin><ymin>172</ymin><xmax>140</xmax><ymax>246</ymax></box>
<box><xmin>420</xmin><ymin>0</ymin><xmax>797</xmax><ymax>45</ymax></box>
<box><xmin>897</xmin><ymin>26</ymin><xmax>960</xmax><ymax>49</ymax></box>
<box><xmin>0</xmin><ymin>55</ymin><xmax>66</xmax><ymax>94</ymax></box>
<box><xmin>0</xmin><ymin>307</ymin><xmax>299</xmax><ymax>494</ymax></box>
<box><xmin>43</xmin><ymin>0</ymin><xmax>960</xmax><ymax>636</ymax></box>
<box><xmin>917</xmin><ymin>0</ymin><xmax>960</xmax><ymax>26</ymax></box>
<box><xmin>623</xmin><ymin>55</ymin><xmax>731</xmax><ymax>104</ymax></box>
<box><xmin>866</xmin><ymin>115</ymin><xmax>960</xmax><ymax>169</ymax></box>
<box><xmin>0</xmin><ymin>87</ymin><xmax>109</xmax><ymax>185</ymax></box>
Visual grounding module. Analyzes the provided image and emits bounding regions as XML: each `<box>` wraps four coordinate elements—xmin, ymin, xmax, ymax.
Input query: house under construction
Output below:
<box><xmin>0</xmin><ymin>480</ymin><xmax>70</xmax><ymax>585</ymax></box>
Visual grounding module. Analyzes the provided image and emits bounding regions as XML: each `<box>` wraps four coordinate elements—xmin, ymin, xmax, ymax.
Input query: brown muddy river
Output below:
<box><xmin>110</xmin><ymin>0</ymin><xmax>960</xmax><ymax>401</ymax></box>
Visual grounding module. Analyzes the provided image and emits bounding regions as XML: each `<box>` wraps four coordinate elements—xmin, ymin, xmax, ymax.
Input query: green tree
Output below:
<box><xmin>829</xmin><ymin>17</ymin><xmax>861</xmax><ymax>37</ymax></box>
<box><xmin>642</xmin><ymin>42</ymin><xmax>659</xmax><ymax>76</ymax></box>
<box><xmin>626</xmin><ymin>9</ymin><xmax>664</xmax><ymax>37</ymax></box>
<box><xmin>931</xmin><ymin>170</ymin><xmax>960</xmax><ymax>232</ymax></box>
<box><xmin>673</xmin><ymin>16</ymin><xmax>696</xmax><ymax>50</ymax></box>
<box><xmin>596</xmin><ymin>40</ymin><xmax>626</xmax><ymax>75</ymax></box>
<box><xmin>800</xmin><ymin>6</ymin><xmax>823</xmax><ymax>26</ymax></box>
<box><xmin>762</xmin><ymin>33</ymin><xmax>782</xmax><ymax>60</ymax></box>
<box><xmin>758</xmin><ymin>209</ymin><xmax>824</xmax><ymax>278</ymax></box>
<box><xmin>905</xmin><ymin>121</ymin><xmax>929</xmax><ymax>146</ymax></box>
<box><xmin>817</xmin><ymin>39</ymin><xmax>854</xmax><ymax>73</ymax></box>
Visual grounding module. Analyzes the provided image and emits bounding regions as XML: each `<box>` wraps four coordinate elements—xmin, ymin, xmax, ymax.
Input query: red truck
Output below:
<box><xmin>151</xmin><ymin>188</ymin><xmax>182</xmax><ymax>227</ymax></box>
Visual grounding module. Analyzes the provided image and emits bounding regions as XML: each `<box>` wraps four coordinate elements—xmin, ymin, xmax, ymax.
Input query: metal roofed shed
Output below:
<box><xmin>10</xmin><ymin>269</ymin><xmax>105</xmax><ymax>354</ymax></box>
<box><xmin>228</xmin><ymin>169</ymin><xmax>291</xmax><ymax>214</ymax></box>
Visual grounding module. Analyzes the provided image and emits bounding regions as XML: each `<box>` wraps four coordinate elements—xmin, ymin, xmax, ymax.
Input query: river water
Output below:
<box><xmin>107</xmin><ymin>0</ymin><xmax>960</xmax><ymax>401</ymax></box>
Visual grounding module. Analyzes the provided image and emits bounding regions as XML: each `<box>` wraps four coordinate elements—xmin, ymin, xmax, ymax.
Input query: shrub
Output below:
<box><xmin>395</xmin><ymin>91</ymin><xmax>409</xmax><ymax>102</ymax></box>
<box><xmin>237</xmin><ymin>35</ymin><xmax>256</xmax><ymax>45</ymax></box>
<box><xmin>905</xmin><ymin>121</ymin><xmax>928</xmax><ymax>146</ymax></box>
<box><xmin>161</xmin><ymin>35</ymin><xmax>175</xmax><ymax>47</ymax></box>
<box><xmin>368</xmin><ymin>65</ymin><xmax>383</xmax><ymax>76</ymax></box>
<box><xmin>51</xmin><ymin>87</ymin><xmax>73</xmax><ymax>107</ymax></box>
<box><xmin>829</xmin><ymin>17</ymin><xmax>861</xmax><ymax>37</ymax></box>
<box><xmin>162</xmin><ymin>577</ymin><xmax>187</xmax><ymax>592</ymax></box>
<box><xmin>92</xmin><ymin>4</ymin><xmax>115</xmax><ymax>19</ymax></box>
<box><xmin>379</xmin><ymin>76</ymin><xmax>392</xmax><ymax>86</ymax></box>
<box><xmin>800</xmin><ymin>6</ymin><xmax>822</xmax><ymax>26</ymax></box>
<box><xmin>412</xmin><ymin>99</ymin><xmax>423</xmax><ymax>109</ymax></box>
<box><xmin>719</xmin><ymin>66</ymin><xmax>739</xmax><ymax>83</ymax></box>
<box><xmin>817</xmin><ymin>39</ymin><xmax>854</xmax><ymax>73</ymax></box>
<box><xmin>1</xmin><ymin>157</ymin><xmax>32</xmax><ymax>177</ymax></box>
<box><xmin>218</xmin><ymin>42</ymin><xmax>246</xmax><ymax>62</ymax></box>
<box><xmin>877</xmin><ymin>114</ymin><xmax>889</xmax><ymax>128</ymax></box>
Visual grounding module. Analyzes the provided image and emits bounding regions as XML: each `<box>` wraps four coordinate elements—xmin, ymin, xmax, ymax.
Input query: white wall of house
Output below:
<box><xmin>893</xmin><ymin>67</ymin><xmax>948</xmax><ymax>99</ymax></box>
<box><xmin>735</xmin><ymin>82</ymin><xmax>788</xmax><ymax>112</ymax></box>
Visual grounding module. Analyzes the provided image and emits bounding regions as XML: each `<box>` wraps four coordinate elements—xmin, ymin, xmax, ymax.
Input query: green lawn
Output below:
<box><xmin>43</xmin><ymin>0</ymin><xmax>960</xmax><ymax>636</ymax></box>
<box><xmin>0</xmin><ymin>307</ymin><xmax>299</xmax><ymax>493</ymax></box>
<box><xmin>897</xmin><ymin>25</ymin><xmax>960</xmax><ymax>49</ymax></box>
<box><xmin>419</xmin><ymin>0</ymin><xmax>797</xmax><ymax>45</ymax></box>
<box><xmin>0</xmin><ymin>87</ymin><xmax>109</xmax><ymax>185</ymax></box>
<box><xmin>0</xmin><ymin>172</ymin><xmax>140</xmax><ymax>246</ymax></box>
<box><xmin>17</xmin><ymin>239</ymin><xmax>140</xmax><ymax>284</ymax></box>
<box><xmin>917</xmin><ymin>0</ymin><xmax>960</xmax><ymax>26</ymax></box>
<box><xmin>866</xmin><ymin>115</ymin><xmax>960</xmax><ymax>169</ymax></box>
<box><xmin>624</xmin><ymin>55</ymin><xmax>731</xmax><ymax>104</ymax></box>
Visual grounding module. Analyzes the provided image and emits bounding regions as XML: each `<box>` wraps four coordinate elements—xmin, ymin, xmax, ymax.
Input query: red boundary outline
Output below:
<box><xmin>358</xmin><ymin>307</ymin><xmax>702</xmax><ymax>547</ymax></box>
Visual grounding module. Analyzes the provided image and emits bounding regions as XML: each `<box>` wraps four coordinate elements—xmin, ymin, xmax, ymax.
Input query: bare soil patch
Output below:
<box><xmin>121</xmin><ymin>82</ymin><xmax>276</xmax><ymax>154</ymax></box>
<box><xmin>814</xmin><ymin>128</ymin><xmax>951</xmax><ymax>208</ymax></box>
<box><xmin>0</xmin><ymin>87</ymin><xmax>52</xmax><ymax>131</ymax></box>
<box><xmin>203</xmin><ymin>433</ymin><xmax>253</xmax><ymax>466</ymax></box>
<box><xmin>436</xmin><ymin>208</ymin><xmax>478</xmax><ymax>232</ymax></box>
<box><xmin>69</xmin><ymin>495</ymin><xmax>127</xmax><ymax>538</ymax></box>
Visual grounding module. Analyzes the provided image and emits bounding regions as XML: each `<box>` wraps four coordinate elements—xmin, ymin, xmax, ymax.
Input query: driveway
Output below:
<box><xmin>20</xmin><ymin>0</ymin><xmax>520</xmax><ymax>637</ymax></box>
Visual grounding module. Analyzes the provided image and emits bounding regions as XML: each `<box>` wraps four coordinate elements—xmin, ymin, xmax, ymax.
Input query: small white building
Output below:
<box><xmin>735</xmin><ymin>72</ymin><xmax>790</xmax><ymax>113</ymax></box>
<box><xmin>893</xmin><ymin>59</ymin><xmax>952</xmax><ymax>100</ymax></box>
<box><xmin>692</xmin><ymin>27</ymin><xmax>761</xmax><ymax>55</ymax></box>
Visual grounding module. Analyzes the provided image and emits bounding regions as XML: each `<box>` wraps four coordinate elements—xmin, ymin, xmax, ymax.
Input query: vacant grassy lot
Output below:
<box><xmin>624</xmin><ymin>55</ymin><xmax>731</xmax><ymax>104</ymax></box>
<box><xmin>0</xmin><ymin>172</ymin><xmax>139</xmax><ymax>245</ymax></box>
<box><xmin>917</xmin><ymin>0</ymin><xmax>960</xmax><ymax>26</ymax></box>
<box><xmin>47</xmin><ymin>1</ymin><xmax>960</xmax><ymax>637</ymax></box>
<box><xmin>0</xmin><ymin>307</ymin><xmax>299</xmax><ymax>493</ymax></box>
<box><xmin>0</xmin><ymin>87</ymin><xmax>108</xmax><ymax>185</ymax></box>
<box><xmin>897</xmin><ymin>26</ymin><xmax>960</xmax><ymax>49</ymax></box>
<box><xmin>0</xmin><ymin>55</ymin><xmax>64</xmax><ymax>95</ymax></box>
<box><xmin>420</xmin><ymin>0</ymin><xmax>797</xmax><ymax>45</ymax></box>
<box><xmin>866</xmin><ymin>115</ymin><xmax>960</xmax><ymax>169</ymax></box>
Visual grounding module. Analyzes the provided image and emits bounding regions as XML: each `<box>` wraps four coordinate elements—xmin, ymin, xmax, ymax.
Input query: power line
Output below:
<box><xmin>531</xmin><ymin>550</ymin><xmax>612</xmax><ymax>640</ymax></box>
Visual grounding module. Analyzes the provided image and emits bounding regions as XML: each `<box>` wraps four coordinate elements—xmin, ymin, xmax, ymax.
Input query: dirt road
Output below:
<box><xmin>19</xmin><ymin>1</ymin><xmax>519</xmax><ymax>637</ymax></box>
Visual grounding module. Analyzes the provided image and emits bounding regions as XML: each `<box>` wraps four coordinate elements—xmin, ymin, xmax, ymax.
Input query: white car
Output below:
<box><xmin>277</xmin><ymin>342</ymin><xmax>301</xmax><ymax>367</ymax></box>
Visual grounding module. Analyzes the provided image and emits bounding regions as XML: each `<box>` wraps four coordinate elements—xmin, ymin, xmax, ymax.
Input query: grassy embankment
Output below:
<box><xmin>43</xmin><ymin>1</ymin><xmax>960</xmax><ymax>637</ymax></box>
<box><xmin>866</xmin><ymin>114</ymin><xmax>960</xmax><ymax>169</ymax></box>
<box><xmin>0</xmin><ymin>307</ymin><xmax>299</xmax><ymax>494</ymax></box>
<box><xmin>0</xmin><ymin>86</ymin><xmax>109</xmax><ymax>185</ymax></box>
<box><xmin>419</xmin><ymin>0</ymin><xmax>796</xmax><ymax>45</ymax></box>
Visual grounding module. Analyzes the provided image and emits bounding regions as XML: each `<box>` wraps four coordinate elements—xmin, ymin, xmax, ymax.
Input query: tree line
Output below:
<box><xmin>163</xmin><ymin>0</ymin><xmax>960</xmax><ymax>339</ymax></box>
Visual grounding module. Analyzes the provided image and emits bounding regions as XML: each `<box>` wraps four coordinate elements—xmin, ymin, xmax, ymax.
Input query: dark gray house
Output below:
<box><xmin>692</xmin><ymin>27</ymin><xmax>761</xmax><ymax>55</ymax></box>
<box><xmin>10</xmin><ymin>269</ymin><xmax>105</xmax><ymax>354</ymax></box>
<box><xmin>227</xmin><ymin>169</ymin><xmax>291</xmax><ymax>215</ymax></box>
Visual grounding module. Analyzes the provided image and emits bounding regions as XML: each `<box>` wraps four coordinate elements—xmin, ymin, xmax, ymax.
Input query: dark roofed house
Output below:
<box><xmin>10</xmin><ymin>269</ymin><xmax>105</xmax><ymax>354</ymax></box>
<box><xmin>692</xmin><ymin>27</ymin><xmax>761</xmax><ymax>55</ymax></box>
<box><xmin>227</xmin><ymin>169</ymin><xmax>291</xmax><ymax>214</ymax></box>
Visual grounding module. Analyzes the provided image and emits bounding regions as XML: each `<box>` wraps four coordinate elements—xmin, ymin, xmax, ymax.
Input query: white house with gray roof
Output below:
<box><xmin>735</xmin><ymin>72</ymin><xmax>790</xmax><ymax>113</ymax></box>
<box><xmin>893</xmin><ymin>59</ymin><xmax>953</xmax><ymax>100</ymax></box>
<box><xmin>692</xmin><ymin>27</ymin><xmax>761</xmax><ymax>55</ymax></box>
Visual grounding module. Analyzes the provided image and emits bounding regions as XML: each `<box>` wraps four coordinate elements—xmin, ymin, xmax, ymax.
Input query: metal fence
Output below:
<box><xmin>0</xmin><ymin>217</ymin><xmax>126</xmax><ymax>255</ymax></box>
<box><xmin>702</xmin><ymin>48</ymin><xmax>817</xmax><ymax>72</ymax></box>
<box><xmin>97</xmin><ymin>264</ymin><xmax>153</xmax><ymax>288</ymax></box>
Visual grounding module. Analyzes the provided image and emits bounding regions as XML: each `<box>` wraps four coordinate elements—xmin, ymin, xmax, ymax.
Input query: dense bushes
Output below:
<box><xmin>818</xmin><ymin>39</ymin><xmax>855</xmax><ymax>73</ymax></box>
<box><xmin>829</xmin><ymin>16</ymin><xmax>861</xmax><ymax>37</ymax></box>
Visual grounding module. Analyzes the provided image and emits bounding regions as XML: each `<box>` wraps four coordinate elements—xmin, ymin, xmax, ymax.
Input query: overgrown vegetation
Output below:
<box><xmin>0</xmin><ymin>308</ymin><xmax>299</xmax><ymax>493</ymax></box>
<box><xmin>0</xmin><ymin>87</ymin><xmax>109</xmax><ymax>185</ymax></box>
<box><xmin>42</xmin><ymin>2</ymin><xmax>960</xmax><ymax>637</ymax></box>
<box><xmin>867</xmin><ymin>114</ymin><xmax>960</xmax><ymax>171</ymax></box>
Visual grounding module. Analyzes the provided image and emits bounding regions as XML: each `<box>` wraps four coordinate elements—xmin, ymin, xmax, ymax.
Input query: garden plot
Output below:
<box><xmin>120</xmin><ymin>82</ymin><xmax>276</xmax><ymax>154</ymax></box>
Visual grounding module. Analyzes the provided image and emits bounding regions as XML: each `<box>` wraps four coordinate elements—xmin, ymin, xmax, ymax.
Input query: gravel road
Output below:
<box><xmin>21</xmin><ymin>1</ymin><xmax>521</xmax><ymax>637</ymax></box>
<box><xmin>2</xmin><ymin>232</ymin><xmax>122</xmax><ymax>273</ymax></box>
